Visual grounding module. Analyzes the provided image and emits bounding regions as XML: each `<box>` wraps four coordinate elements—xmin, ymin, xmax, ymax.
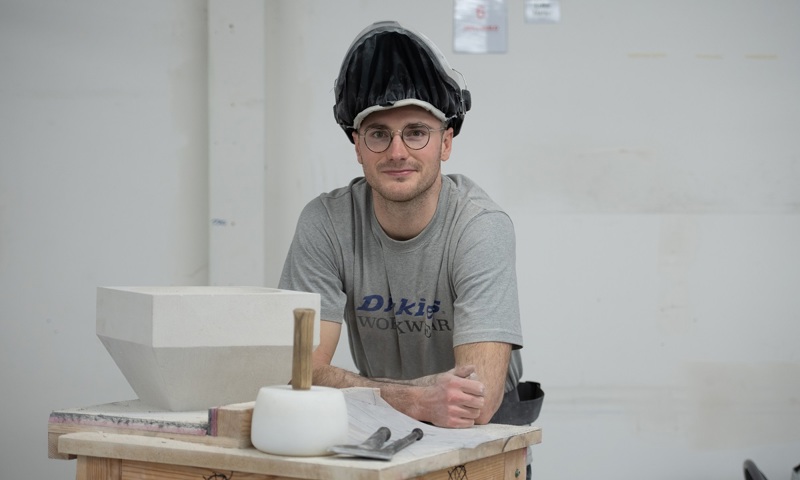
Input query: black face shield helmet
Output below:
<box><xmin>333</xmin><ymin>21</ymin><xmax>472</xmax><ymax>144</ymax></box>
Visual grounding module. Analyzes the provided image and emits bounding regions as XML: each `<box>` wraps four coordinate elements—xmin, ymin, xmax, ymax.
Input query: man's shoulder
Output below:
<box><xmin>443</xmin><ymin>174</ymin><xmax>505</xmax><ymax>214</ymax></box>
<box><xmin>303</xmin><ymin>177</ymin><xmax>368</xmax><ymax>216</ymax></box>
<box><xmin>318</xmin><ymin>177</ymin><xmax>368</xmax><ymax>201</ymax></box>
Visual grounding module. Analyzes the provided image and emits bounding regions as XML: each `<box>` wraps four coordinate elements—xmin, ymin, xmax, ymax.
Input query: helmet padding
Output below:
<box><xmin>333</xmin><ymin>21</ymin><xmax>471</xmax><ymax>143</ymax></box>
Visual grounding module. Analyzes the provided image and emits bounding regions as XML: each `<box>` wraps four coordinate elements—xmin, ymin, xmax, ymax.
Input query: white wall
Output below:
<box><xmin>1</xmin><ymin>1</ymin><xmax>798</xmax><ymax>479</ymax></box>
<box><xmin>0</xmin><ymin>0</ymin><xmax>208</xmax><ymax>478</ymax></box>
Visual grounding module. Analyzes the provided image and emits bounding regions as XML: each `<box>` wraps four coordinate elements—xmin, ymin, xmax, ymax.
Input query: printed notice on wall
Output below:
<box><xmin>524</xmin><ymin>0</ymin><xmax>561</xmax><ymax>24</ymax></box>
<box><xmin>454</xmin><ymin>0</ymin><xmax>508</xmax><ymax>54</ymax></box>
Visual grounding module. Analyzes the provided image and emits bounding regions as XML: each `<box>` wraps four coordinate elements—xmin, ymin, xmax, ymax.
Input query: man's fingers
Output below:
<box><xmin>441</xmin><ymin>404</ymin><xmax>482</xmax><ymax>428</ymax></box>
<box><xmin>462</xmin><ymin>380</ymin><xmax>485</xmax><ymax>397</ymax></box>
<box><xmin>452</xmin><ymin>364</ymin><xmax>476</xmax><ymax>378</ymax></box>
<box><xmin>425</xmin><ymin>366</ymin><xmax>489</xmax><ymax>427</ymax></box>
<box><xmin>451</xmin><ymin>365</ymin><xmax>485</xmax><ymax>395</ymax></box>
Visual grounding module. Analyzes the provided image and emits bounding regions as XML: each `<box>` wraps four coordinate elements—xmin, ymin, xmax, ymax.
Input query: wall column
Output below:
<box><xmin>208</xmin><ymin>0</ymin><xmax>267</xmax><ymax>285</ymax></box>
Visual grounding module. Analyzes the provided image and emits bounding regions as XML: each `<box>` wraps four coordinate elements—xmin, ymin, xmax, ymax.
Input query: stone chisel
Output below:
<box><xmin>329</xmin><ymin>427</ymin><xmax>424</xmax><ymax>461</ymax></box>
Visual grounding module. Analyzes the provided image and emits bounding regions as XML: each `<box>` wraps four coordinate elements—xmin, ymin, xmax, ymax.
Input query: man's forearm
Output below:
<box><xmin>312</xmin><ymin>363</ymin><xmax>487</xmax><ymax>428</ymax></box>
<box><xmin>312</xmin><ymin>362</ymin><xmax>379</xmax><ymax>388</ymax></box>
<box><xmin>312</xmin><ymin>363</ymin><xmax>425</xmax><ymax>420</ymax></box>
<box><xmin>453</xmin><ymin>342</ymin><xmax>512</xmax><ymax>425</ymax></box>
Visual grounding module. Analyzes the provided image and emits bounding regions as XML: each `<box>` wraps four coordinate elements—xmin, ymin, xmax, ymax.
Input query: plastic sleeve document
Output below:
<box><xmin>342</xmin><ymin>387</ymin><xmax>537</xmax><ymax>460</ymax></box>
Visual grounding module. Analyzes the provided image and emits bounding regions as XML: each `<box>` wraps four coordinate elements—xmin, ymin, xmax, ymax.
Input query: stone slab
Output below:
<box><xmin>96</xmin><ymin>286</ymin><xmax>320</xmax><ymax>411</ymax></box>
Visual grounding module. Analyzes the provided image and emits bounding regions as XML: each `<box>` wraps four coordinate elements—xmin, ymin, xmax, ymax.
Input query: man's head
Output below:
<box><xmin>333</xmin><ymin>21</ymin><xmax>471</xmax><ymax>143</ymax></box>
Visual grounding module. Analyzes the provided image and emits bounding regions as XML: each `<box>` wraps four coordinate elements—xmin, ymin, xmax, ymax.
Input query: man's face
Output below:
<box><xmin>352</xmin><ymin>105</ymin><xmax>453</xmax><ymax>204</ymax></box>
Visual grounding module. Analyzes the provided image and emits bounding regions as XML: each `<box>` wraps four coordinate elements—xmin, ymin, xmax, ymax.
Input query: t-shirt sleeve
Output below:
<box><xmin>450</xmin><ymin>211</ymin><xmax>523</xmax><ymax>349</ymax></box>
<box><xmin>278</xmin><ymin>198</ymin><xmax>347</xmax><ymax>323</ymax></box>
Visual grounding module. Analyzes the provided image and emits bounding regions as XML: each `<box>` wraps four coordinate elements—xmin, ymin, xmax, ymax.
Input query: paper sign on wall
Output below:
<box><xmin>524</xmin><ymin>0</ymin><xmax>561</xmax><ymax>24</ymax></box>
<box><xmin>454</xmin><ymin>0</ymin><xmax>508</xmax><ymax>54</ymax></box>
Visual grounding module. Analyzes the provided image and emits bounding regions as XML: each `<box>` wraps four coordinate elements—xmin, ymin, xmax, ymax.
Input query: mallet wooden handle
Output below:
<box><xmin>291</xmin><ymin>308</ymin><xmax>315</xmax><ymax>390</ymax></box>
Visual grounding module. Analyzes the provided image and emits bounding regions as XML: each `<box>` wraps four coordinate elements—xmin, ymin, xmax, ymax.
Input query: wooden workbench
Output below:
<box><xmin>50</xmin><ymin>392</ymin><xmax>541</xmax><ymax>480</ymax></box>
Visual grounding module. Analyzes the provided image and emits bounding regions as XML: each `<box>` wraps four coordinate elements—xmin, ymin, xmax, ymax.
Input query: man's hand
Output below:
<box><xmin>413</xmin><ymin>365</ymin><xmax>486</xmax><ymax>428</ymax></box>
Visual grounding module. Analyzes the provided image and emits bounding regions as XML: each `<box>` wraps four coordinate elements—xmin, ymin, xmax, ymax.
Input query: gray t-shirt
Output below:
<box><xmin>279</xmin><ymin>174</ymin><xmax>523</xmax><ymax>392</ymax></box>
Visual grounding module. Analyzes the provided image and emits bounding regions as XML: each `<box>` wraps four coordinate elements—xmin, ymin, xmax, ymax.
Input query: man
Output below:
<box><xmin>279</xmin><ymin>21</ymin><xmax>536</xmax><ymax>430</ymax></box>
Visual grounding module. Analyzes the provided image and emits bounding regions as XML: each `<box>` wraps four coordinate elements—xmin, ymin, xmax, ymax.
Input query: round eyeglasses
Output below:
<box><xmin>358</xmin><ymin>124</ymin><xmax>446</xmax><ymax>153</ymax></box>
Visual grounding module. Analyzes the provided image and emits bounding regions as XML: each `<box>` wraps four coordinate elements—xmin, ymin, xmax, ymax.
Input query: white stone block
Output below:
<box><xmin>96</xmin><ymin>286</ymin><xmax>320</xmax><ymax>411</ymax></box>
